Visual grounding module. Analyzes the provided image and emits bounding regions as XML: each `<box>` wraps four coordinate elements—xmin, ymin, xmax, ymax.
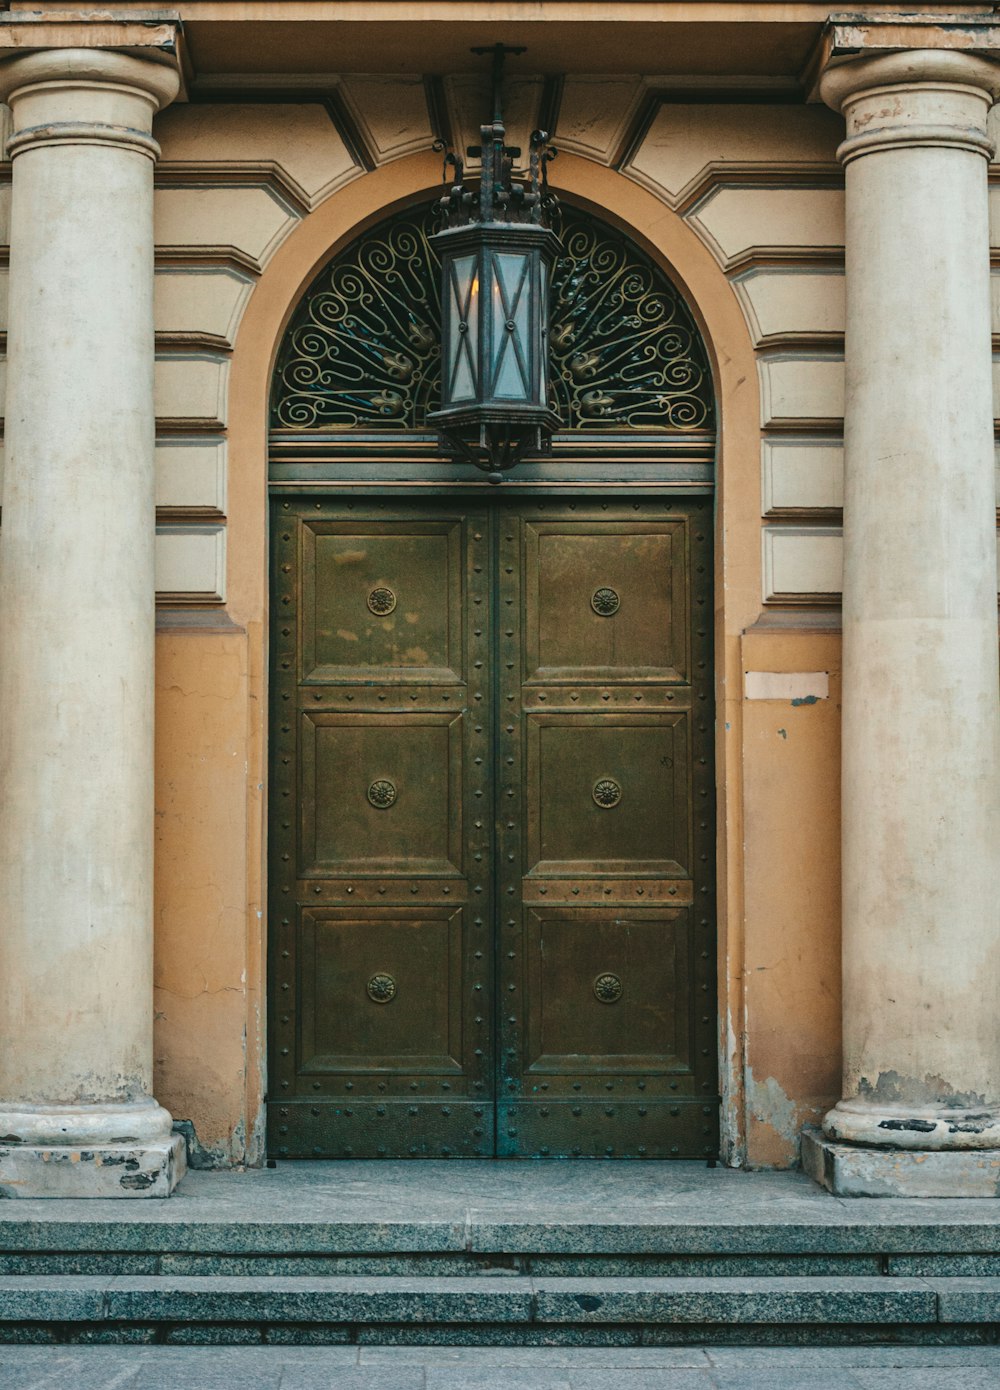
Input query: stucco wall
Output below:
<box><xmin>1</xmin><ymin>79</ymin><xmax>995</xmax><ymax>1167</ymax></box>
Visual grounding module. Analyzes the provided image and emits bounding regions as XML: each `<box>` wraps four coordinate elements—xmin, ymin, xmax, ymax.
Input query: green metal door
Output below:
<box><xmin>267</xmin><ymin>495</ymin><xmax>718</xmax><ymax>1159</ymax></box>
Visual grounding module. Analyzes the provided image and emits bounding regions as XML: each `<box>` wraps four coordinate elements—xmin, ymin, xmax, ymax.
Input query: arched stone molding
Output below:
<box><xmin>223</xmin><ymin>150</ymin><xmax>762</xmax><ymax>1165</ymax></box>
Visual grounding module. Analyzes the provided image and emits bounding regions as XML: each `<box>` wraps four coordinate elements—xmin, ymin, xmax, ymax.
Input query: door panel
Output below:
<box><xmin>301</xmin><ymin>712</ymin><xmax>465</xmax><ymax>876</ymax></box>
<box><xmin>523</xmin><ymin>520</ymin><xmax>689</xmax><ymax>682</ymax></box>
<box><xmin>497</xmin><ymin>500</ymin><xmax>717</xmax><ymax>1159</ymax></box>
<box><xmin>300</xmin><ymin>518</ymin><xmax>465</xmax><ymax>683</ymax></box>
<box><xmin>268</xmin><ymin>496</ymin><xmax>718</xmax><ymax>1159</ymax></box>
<box><xmin>525</xmin><ymin>712</ymin><xmax>690</xmax><ymax>875</ymax></box>
<box><xmin>269</xmin><ymin>502</ymin><xmax>494</xmax><ymax>1158</ymax></box>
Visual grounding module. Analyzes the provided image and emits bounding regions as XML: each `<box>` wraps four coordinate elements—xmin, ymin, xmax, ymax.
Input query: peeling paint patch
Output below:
<box><xmin>747</xmin><ymin>1071</ymin><xmax>800</xmax><ymax>1168</ymax></box>
<box><xmin>749</xmin><ymin>1073</ymin><xmax>797</xmax><ymax>1136</ymax></box>
<box><xmin>172</xmin><ymin>1116</ymin><xmax>248</xmax><ymax>1170</ymax></box>
<box><xmin>745</xmin><ymin>671</ymin><xmax>829</xmax><ymax>702</ymax></box>
<box><xmin>860</xmin><ymin>1071</ymin><xmax>988</xmax><ymax>1110</ymax></box>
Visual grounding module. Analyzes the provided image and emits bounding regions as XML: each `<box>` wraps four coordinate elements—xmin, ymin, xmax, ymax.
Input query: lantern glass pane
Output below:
<box><xmin>490</xmin><ymin>253</ymin><xmax>531</xmax><ymax>401</ymax></box>
<box><xmin>446</xmin><ymin>255</ymin><xmax>479</xmax><ymax>403</ymax></box>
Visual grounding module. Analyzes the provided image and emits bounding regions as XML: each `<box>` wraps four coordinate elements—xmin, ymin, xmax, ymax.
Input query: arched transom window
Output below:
<box><xmin>271</xmin><ymin>200</ymin><xmax>716</xmax><ymax>444</ymax></box>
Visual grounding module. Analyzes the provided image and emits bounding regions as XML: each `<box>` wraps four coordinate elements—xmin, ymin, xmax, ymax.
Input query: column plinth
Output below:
<box><xmin>0</xmin><ymin>46</ymin><xmax>185</xmax><ymax>1198</ymax></box>
<box><xmin>810</xmin><ymin>50</ymin><xmax>1000</xmax><ymax>1193</ymax></box>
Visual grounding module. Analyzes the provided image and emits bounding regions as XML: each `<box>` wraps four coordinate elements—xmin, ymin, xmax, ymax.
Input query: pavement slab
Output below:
<box><xmin>0</xmin><ymin>1346</ymin><xmax>998</xmax><ymax>1389</ymax></box>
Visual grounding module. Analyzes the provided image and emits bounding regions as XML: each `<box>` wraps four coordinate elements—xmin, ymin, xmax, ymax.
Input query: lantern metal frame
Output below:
<box><xmin>428</xmin><ymin>44</ymin><xmax>560</xmax><ymax>483</ymax></box>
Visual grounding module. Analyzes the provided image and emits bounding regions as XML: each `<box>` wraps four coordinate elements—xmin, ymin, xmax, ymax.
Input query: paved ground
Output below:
<box><xmin>2</xmin><ymin>1345</ymin><xmax>1000</xmax><ymax>1388</ymax></box>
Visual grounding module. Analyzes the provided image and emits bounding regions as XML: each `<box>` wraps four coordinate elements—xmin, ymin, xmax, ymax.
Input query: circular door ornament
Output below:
<box><xmin>593</xmin><ymin>973</ymin><xmax>623</xmax><ymax>1004</ymax></box>
<box><xmin>367</xmin><ymin>779</ymin><xmax>397</xmax><ymax>809</ymax></box>
<box><xmin>367</xmin><ymin>972</ymin><xmax>397</xmax><ymax>1004</ymax></box>
<box><xmin>591</xmin><ymin>587</ymin><xmax>620</xmax><ymax>617</ymax></box>
<box><xmin>592</xmin><ymin>778</ymin><xmax>622</xmax><ymax>809</ymax></box>
<box><xmin>367</xmin><ymin>585</ymin><xmax>397</xmax><ymax>615</ymax></box>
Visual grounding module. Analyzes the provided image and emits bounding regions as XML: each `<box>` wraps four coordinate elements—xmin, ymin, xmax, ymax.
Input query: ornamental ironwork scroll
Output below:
<box><xmin>271</xmin><ymin>202</ymin><xmax>714</xmax><ymax>435</ymax></box>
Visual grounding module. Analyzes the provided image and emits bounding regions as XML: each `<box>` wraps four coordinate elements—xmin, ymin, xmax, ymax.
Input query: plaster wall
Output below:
<box><xmin>2</xmin><ymin>82</ymin><xmax>994</xmax><ymax>1168</ymax></box>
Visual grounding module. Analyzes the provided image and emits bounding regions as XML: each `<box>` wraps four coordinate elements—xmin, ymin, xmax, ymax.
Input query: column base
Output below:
<box><xmin>823</xmin><ymin>1098</ymin><xmax>1000</xmax><ymax>1150</ymax></box>
<box><xmin>802</xmin><ymin>1126</ymin><xmax>1000</xmax><ymax>1198</ymax></box>
<box><xmin>0</xmin><ymin>1133</ymin><xmax>186</xmax><ymax>1198</ymax></box>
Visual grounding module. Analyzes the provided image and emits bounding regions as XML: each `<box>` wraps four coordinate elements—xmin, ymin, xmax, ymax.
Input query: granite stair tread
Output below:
<box><xmin>0</xmin><ymin>1273</ymin><xmax>995</xmax><ymax>1326</ymax></box>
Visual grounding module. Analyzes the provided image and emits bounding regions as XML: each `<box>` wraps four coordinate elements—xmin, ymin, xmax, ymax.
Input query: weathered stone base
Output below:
<box><xmin>802</xmin><ymin>1126</ymin><xmax>1000</xmax><ymax>1198</ymax></box>
<box><xmin>0</xmin><ymin>1135</ymin><xmax>186</xmax><ymax>1199</ymax></box>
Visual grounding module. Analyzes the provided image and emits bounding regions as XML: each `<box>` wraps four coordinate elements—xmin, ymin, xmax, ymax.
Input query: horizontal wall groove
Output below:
<box><xmin>156</xmin><ymin>418</ymin><xmax>228</xmax><ymax>436</ymax></box>
<box><xmin>725</xmin><ymin>246</ymin><xmax>845</xmax><ymax>275</ymax></box>
<box><xmin>674</xmin><ymin>162</ymin><xmax>844</xmax><ymax>217</ymax></box>
<box><xmin>155</xmin><ymin>246</ymin><xmax>262</xmax><ymax>277</ymax></box>
<box><xmin>156</xmin><ymin>332</ymin><xmax>233</xmax><ymax>355</ymax></box>
<box><xmin>156</xmin><ymin>160</ymin><xmax>313</xmax><ymax>217</ymax></box>
<box><xmin>760</xmin><ymin>417</ymin><xmax>845</xmax><ymax>433</ymax></box>
<box><xmin>156</xmin><ymin>506</ymin><xmax>227</xmax><ymax>525</ymax></box>
<box><xmin>757</xmin><ymin>332</ymin><xmax>844</xmax><ymax>352</ymax></box>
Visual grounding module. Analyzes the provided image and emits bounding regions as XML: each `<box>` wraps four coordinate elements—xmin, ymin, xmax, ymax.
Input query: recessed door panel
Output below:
<box><xmin>524</xmin><ymin>908</ymin><xmax>692</xmax><ymax>1073</ymax></box>
<box><xmin>298</xmin><ymin>908</ymin><xmax>465</xmax><ymax>1073</ymax></box>
<box><xmin>268</xmin><ymin>496</ymin><xmax>717</xmax><ymax>1160</ymax></box>
<box><xmin>300</xmin><ymin>520</ymin><xmax>464</xmax><ymax>683</ymax></box>
<box><xmin>523</xmin><ymin>521</ymin><xmax>689</xmax><ymax>682</ymax></box>
<box><xmin>300</xmin><ymin>712</ymin><xmax>464</xmax><ymax>877</ymax></box>
<box><xmin>525</xmin><ymin>712</ymin><xmax>691</xmax><ymax>876</ymax></box>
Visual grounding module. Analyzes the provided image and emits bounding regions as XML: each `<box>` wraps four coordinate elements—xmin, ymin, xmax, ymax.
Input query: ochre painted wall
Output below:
<box><xmin>154</xmin><ymin>628</ymin><xmax>259</xmax><ymax>1166</ymax></box>
<box><xmin>740</xmin><ymin>627</ymin><xmax>842</xmax><ymax>1167</ymax></box>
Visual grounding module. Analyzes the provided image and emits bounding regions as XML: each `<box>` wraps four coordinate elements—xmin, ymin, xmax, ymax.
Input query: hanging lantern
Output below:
<box><xmin>429</xmin><ymin>45</ymin><xmax>560</xmax><ymax>484</ymax></box>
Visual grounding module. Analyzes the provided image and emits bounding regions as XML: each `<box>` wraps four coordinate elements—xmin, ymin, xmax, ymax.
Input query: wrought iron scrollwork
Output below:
<box><xmin>273</xmin><ymin>215</ymin><xmax>441</xmax><ymax>431</ymax></box>
<box><xmin>272</xmin><ymin>202</ymin><xmax>714</xmax><ymax>435</ymax></box>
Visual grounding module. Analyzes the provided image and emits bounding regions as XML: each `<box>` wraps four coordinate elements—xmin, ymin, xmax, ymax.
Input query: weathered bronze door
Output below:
<box><xmin>268</xmin><ymin>495</ymin><xmax>717</xmax><ymax>1158</ymax></box>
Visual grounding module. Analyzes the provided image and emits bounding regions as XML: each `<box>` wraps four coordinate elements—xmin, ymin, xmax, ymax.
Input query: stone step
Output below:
<box><xmin>3</xmin><ymin>1217</ymin><xmax>999</xmax><ymax>1254</ymax></box>
<box><xmin>2</xmin><ymin>1250</ymin><xmax>1000</xmax><ymax>1277</ymax></box>
<box><xmin>0</xmin><ymin>1274</ymin><xmax>997</xmax><ymax>1345</ymax></box>
<box><xmin>2</xmin><ymin>1213</ymin><xmax>999</xmax><ymax>1279</ymax></box>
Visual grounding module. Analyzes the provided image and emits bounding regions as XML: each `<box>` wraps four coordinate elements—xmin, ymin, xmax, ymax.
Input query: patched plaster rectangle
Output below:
<box><xmin>745</xmin><ymin>671</ymin><xmax>830</xmax><ymax>702</ymax></box>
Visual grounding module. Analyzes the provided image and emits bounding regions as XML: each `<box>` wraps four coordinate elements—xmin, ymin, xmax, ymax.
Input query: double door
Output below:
<box><xmin>268</xmin><ymin>496</ymin><xmax>717</xmax><ymax>1158</ymax></box>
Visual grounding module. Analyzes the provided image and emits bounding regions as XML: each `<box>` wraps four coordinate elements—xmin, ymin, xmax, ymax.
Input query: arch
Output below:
<box><xmin>226</xmin><ymin>150</ymin><xmax>761</xmax><ymax>1164</ymax></box>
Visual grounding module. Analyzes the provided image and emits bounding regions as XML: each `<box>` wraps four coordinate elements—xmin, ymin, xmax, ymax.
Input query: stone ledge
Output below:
<box><xmin>802</xmin><ymin>1126</ymin><xmax>1000</xmax><ymax>1199</ymax></box>
<box><xmin>0</xmin><ymin>1136</ymin><xmax>186</xmax><ymax>1200</ymax></box>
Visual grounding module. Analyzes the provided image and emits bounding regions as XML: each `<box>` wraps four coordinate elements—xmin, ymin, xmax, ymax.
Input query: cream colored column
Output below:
<box><xmin>820</xmin><ymin>52</ymin><xmax>1000</xmax><ymax>1157</ymax></box>
<box><xmin>0</xmin><ymin>48</ymin><xmax>185</xmax><ymax>1196</ymax></box>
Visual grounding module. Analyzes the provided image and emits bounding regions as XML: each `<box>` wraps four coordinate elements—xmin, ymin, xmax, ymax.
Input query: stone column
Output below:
<box><xmin>809</xmin><ymin>51</ymin><xmax>1000</xmax><ymax>1194</ymax></box>
<box><xmin>0</xmin><ymin>47</ymin><xmax>185</xmax><ymax>1197</ymax></box>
